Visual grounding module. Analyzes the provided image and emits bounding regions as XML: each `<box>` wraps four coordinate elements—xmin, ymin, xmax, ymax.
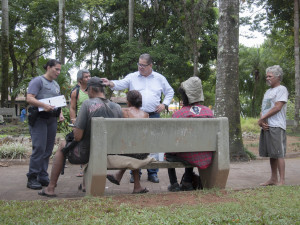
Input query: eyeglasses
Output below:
<box><xmin>137</xmin><ymin>63</ymin><xmax>150</xmax><ymax>68</ymax></box>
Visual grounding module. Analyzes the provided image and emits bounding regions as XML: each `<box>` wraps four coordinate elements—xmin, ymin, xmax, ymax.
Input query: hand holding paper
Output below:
<box><xmin>38</xmin><ymin>95</ymin><xmax>67</xmax><ymax>112</ymax></box>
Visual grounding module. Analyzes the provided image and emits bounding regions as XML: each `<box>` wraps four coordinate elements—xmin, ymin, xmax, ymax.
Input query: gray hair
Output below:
<box><xmin>266</xmin><ymin>65</ymin><xmax>283</xmax><ymax>81</ymax></box>
<box><xmin>77</xmin><ymin>69</ymin><xmax>90</xmax><ymax>81</ymax></box>
<box><xmin>139</xmin><ymin>53</ymin><xmax>153</xmax><ymax>65</ymax></box>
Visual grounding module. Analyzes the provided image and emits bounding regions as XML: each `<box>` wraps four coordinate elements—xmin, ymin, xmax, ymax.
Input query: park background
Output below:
<box><xmin>1</xmin><ymin>0</ymin><xmax>300</xmax><ymax>162</ymax></box>
<box><xmin>1</xmin><ymin>1</ymin><xmax>300</xmax><ymax>224</ymax></box>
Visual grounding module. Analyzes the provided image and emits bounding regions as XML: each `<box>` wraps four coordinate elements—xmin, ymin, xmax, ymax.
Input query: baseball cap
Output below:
<box><xmin>86</xmin><ymin>77</ymin><xmax>104</xmax><ymax>89</ymax></box>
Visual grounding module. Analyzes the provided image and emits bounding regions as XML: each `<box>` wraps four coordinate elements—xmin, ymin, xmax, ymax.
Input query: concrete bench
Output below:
<box><xmin>85</xmin><ymin>117</ymin><xmax>230</xmax><ymax>196</ymax></box>
<box><xmin>0</xmin><ymin>108</ymin><xmax>18</xmax><ymax>122</ymax></box>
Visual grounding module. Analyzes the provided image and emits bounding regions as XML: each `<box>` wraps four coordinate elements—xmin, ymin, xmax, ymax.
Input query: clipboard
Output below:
<box><xmin>38</xmin><ymin>95</ymin><xmax>67</xmax><ymax>111</ymax></box>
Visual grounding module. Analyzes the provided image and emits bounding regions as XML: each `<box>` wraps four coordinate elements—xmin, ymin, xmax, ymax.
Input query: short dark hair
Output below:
<box><xmin>127</xmin><ymin>90</ymin><xmax>142</xmax><ymax>108</ymax></box>
<box><xmin>139</xmin><ymin>53</ymin><xmax>152</xmax><ymax>65</ymax></box>
<box><xmin>43</xmin><ymin>59</ymin><xmax>61</xmax><ymax>70</ymax></box>
<box><xmin>90</xmin><ymin>86</ymin><xmax>104</xmax><ymax>93</ymax></box>
<box><xmin>178</xmin><ymin>87</ymin><xmax>189</xmax><ymax>106</ymax></box>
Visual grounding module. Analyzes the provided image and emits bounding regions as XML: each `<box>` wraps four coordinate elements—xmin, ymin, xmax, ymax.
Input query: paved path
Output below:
<box><xmin>0</xmin><ymin>158</ymin><xmax>299</xmax><ymax>200</ymax></box>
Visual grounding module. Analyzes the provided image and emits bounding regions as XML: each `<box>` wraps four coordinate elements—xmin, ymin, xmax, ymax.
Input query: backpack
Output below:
<box><xmin>70</xmin><ymin>84</ymin><xmax>80</xmax><ymax>116</ymax></box>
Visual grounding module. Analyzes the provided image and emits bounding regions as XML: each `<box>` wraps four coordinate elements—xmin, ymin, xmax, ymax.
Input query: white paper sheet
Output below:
<box><xmin>38</xmin><ymin>95</ymin><xmax>67</xmax><ymax>111</ymax></box>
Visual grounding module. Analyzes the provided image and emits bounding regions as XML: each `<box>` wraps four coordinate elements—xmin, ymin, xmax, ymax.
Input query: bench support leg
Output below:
<box><xmin>85</xmin><ymin>119</ymin><xmax>107</xmax><ymax>196</ymax></box>
<box><xmin>199</xmin><ymin>127</ymin><xmax>230</xmax><ymax>189</ymax></box>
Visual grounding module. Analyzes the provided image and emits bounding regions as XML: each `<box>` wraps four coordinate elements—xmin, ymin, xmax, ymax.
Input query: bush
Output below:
<box><xmin>0</xmin><ymin>143</ymin><xmax>28</xmax><ymax>159</ymax></box>
<box><xmin>286</xmin><ymin>98</ymin><xmax>295</xmax><ymax>120</ymax></box>
<box><xmin>57</xmin><ymin>107</ymin><xmax>72</xmax><ymax>136</ymax></box>
<box><xmin>241</xmin><ymin>117</ymin><xmax>260</xmax><ymax>134</ymax></box>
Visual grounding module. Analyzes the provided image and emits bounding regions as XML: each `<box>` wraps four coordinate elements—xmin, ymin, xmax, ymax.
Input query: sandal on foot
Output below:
<box><xmin>78</xmin><ymin>183</ymin><xmax>86</xmax><ymax>192</ymax></box>
<box><xmin>106</xmin><ymin>175</ymin><xmax>120</xmax><ymax>185</ymax></box>
<box><xmin>76</xmin><ymin>172</ymin><xmax>84</xmax><ymax>177</ymax></box>
<box><xmin>38</xmin><ymin>189</ymin><xmax>56</xmax><ymax>198</ymax></box>
<box><xmin>132</xmin><ymin>188</ymin><xmax>149</xmax><ymax>194</ymax></box>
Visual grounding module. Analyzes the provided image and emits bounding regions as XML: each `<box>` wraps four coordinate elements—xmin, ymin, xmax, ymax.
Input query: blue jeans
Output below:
<box><xmin>130</xmin><ymin>111</ymin><xmax>160</xmax><ymax>177</ymax></box>
<box><xmin>147</xmin><ymin>112</ymin><xmax>160</xmax><ymax>176</ymax></box>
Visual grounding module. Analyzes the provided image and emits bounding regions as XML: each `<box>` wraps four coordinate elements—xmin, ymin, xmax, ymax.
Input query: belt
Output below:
<box><xmin>147</xmin><ymin>112</ymin><xmax>159</xmax><ymax>116</ymax></box>
<box><xmin>39</xmin><ymin>111</ymin><xmax>57</xmax><ymax>118</ymax></box>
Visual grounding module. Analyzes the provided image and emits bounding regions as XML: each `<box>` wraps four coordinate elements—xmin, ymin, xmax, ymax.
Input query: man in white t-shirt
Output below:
<box><xmin>258</xmin><ymin>65</ymin><xmax>288</xmax><ymax>186</ymax></box>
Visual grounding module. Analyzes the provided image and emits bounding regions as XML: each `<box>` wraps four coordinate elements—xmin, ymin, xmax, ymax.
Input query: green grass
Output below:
<box><xmin>1</xmin><ymin>186</ymin><xmax>299</xmax><ymax>224</ymax></box>
<box><xmin>240</xmin><ymin>117</ymin><xmax>260</xmax><ymax>134</ymax></box>
<box><xmin>0</xmin><ymin>122</ymin><xmax>29</xmax><ymax>136</ymax></box>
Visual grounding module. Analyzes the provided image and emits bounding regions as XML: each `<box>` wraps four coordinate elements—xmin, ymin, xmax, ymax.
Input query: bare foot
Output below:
<box><xmin>39</xmin><ymin>187</ymin><xmax>56</xmax><ymax>196</ymax></box>
<box><xmin>260</xmin><ymin>180</ymin><xmax>277</xmax><ymax>186</ymax></box>
<box><xmin>276</xmin><ymin>181</ymin><xmax>285</xmax><ymax>186</ymax></box>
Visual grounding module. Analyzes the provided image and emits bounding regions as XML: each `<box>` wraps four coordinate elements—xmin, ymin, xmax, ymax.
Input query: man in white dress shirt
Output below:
<box><xmin>102</xmin><ymin>53</ymin><xmax>174</xmax><ymax>183</ymax></box>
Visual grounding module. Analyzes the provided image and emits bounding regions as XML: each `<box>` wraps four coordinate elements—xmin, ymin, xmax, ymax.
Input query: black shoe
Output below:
<box><xmin>148</xmin><ymin>176</ymin><xmax>159</xmax><ymax>183</ymax></box>
<box><xmin>168</xmin><ymin>183</ymin><xmax>180</xmax><ymax>192</ymax></box>
<box><xmin>39</xmin><ymin>180</ymin><xmax>49</xmax><ymax>187</ymax></box>
<box><xmin>27</xmin><ymin>179</ymin><xmax>42</xmax><ymax>190</ymax></box>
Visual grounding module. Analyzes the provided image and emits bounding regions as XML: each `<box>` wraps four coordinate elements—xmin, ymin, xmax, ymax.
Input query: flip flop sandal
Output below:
<box><xmin>132</xmin><ymin>188</ymin><xmax>149</xmax><ymax>194</ymax></box>
<box><xmin>106</xmin><ymin>175</ymin><xmax>120</xmax><ymax>185</ymax></box>
<box><xmin>38</xmin><ymin>189</ymin><xmax>57</xmax><ymax>198</ymax></box>
<box><xmin>76</xmin><ymin>172</ymin><xmax>84</xmax><ymax>177</ymax></box>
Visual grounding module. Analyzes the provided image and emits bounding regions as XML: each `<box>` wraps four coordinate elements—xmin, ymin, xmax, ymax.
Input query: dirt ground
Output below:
<box><xmin>1</xmin><ymin>124</ymin><xmax>300</xmax><ymax>206</ymax></box>
<box><xmin>243</xmin><ymin>132</ymin><xmax>300</xmax><ymax>156</ymax></box>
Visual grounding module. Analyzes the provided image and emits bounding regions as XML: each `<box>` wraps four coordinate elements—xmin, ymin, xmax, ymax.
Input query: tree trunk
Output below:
<box><xmin>89</xmin><ymin>12</ymin><xmax>93</xmax><ymax>70</ymax></box>
<box><xmin>59</xmin><ymin>0</ymin><xmax>66</xmax><ymax>64</ymax></box>
<box><xmin>294</xmin><ymin>0</ymin><xmax>300</xmax><ymax>129</ymax></box>
<box><xmin>1</xmin><ymin>0</ymin><xmax>9</xmax><ymax>107</ymax></box>
<box><xmin>193</xmin><ymin>44</ymin><xmax>199</xmax><ymax>76</ymax></box>
<box><xmin>215</xmin><ymin>0</ymin><xmax>248</xmax><ymax>161</ymax></box>
<box><xmin>129</xmin><ymin>0</ymin><xmax>134</xmax><ymax>41</ymax></box>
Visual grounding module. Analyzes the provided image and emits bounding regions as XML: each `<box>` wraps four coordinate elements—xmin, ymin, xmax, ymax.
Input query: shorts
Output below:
<box><xmin>259</xmin><ymin>127</ymin><xmax>286</xmax><ymax>158</ymax></box>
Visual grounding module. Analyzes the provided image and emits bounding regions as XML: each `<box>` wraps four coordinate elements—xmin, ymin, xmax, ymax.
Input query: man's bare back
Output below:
<box><xmin>122</xmin><ymin>107</ymin><xmax>149</xmax><ymax>118</ymax></box>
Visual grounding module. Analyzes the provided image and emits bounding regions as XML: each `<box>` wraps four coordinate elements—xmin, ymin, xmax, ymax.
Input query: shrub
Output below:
<box><xmin>0</xmin><ymin>143</ymin><xmax>28</xmax><ymax>159</ymax></box>
<box><xmin>241</xmin><ymin>117</ymin><xmax>260</xmax><ymax>134</ymax></box>
<box><xmin>286</xmin><ymin>98</ymin><xmax>295</xmax><ymax>120</ymax></box>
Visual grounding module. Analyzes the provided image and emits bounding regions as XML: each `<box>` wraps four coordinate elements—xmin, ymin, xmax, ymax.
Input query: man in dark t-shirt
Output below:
<box><xmin>38</xmin><ymin>77</ymin><xmax>122</xmax><ymax>197</ymax></box>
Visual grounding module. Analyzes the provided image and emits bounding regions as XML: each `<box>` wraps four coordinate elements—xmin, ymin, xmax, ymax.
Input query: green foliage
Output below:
<box><xmin>57</xmin><ymin>107</ymin><xmax>72</xmax><ymax>136</ymax></box>
<box><xmin>0</xmin><ymin>186</ymin><xmax>299</xmax><ymax>224</ymax></box>
<box><xmin>244</xmin><ymin>147</ymin><xmax>257</xmax><ymax>160</ymax></box>
<box><xmin>160</xmin><ymin>111</ymin><xmax>173</xmax><ymax>118</ymax></box>
<box><xmin>240</xmin><ymin>117</ymin><xmax>260</xmax><ymax>134</ymax></box>
<box><xmin>286</xmin><ymin>98</ymin><xmax>295</xmax><ymax>120</ymax></box>
<box><xmin>0</xmin><ymin>123</ymin><xmax>29</xmax><ymax>136</ymax></box>
<box><xmin>0</xmin><ymin>143</ymin><xmax>28</xmax><ymax>159</ymax></box>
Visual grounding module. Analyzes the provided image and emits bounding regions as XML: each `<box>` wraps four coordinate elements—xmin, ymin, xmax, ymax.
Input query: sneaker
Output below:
<box><xmin>39</xmin><ymin>180</ymin><xmax>49</xmax><ymax>187</ymax></box>
<box><xmin>168</xmin><ymin>183</ymin><xmax>180</xmax><ymax>192</ymax></box>
<box><xmin>27</xmin><ymin>179</ymin><xmax>42</xmax><ymax>190</ymax></box>
<box><xmin>130</xmin><ymin>175</ymin><xmax>134</xmax><ymax>183</ymax></box>
<box><xmin>148</xmin><ymin>175</ymin><xmax>159</xmax><ymax>183</ymax></box>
